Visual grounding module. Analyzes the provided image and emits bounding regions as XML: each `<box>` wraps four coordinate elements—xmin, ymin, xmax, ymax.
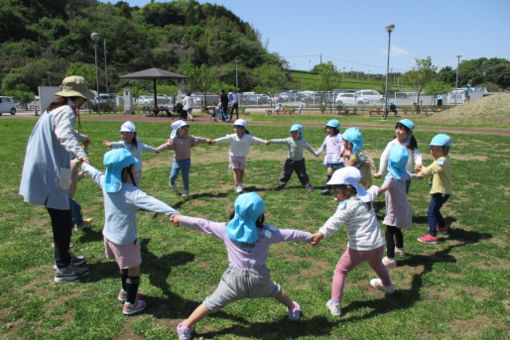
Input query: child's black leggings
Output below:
<box><xmin>385</xmin><ymin>225</ymin><xmax>403</xmax><ymax>259</ymax></box>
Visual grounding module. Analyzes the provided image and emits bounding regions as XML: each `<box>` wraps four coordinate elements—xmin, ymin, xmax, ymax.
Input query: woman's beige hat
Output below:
<box><xmin>54</xmin><ymin>76</ymin><xmax>96</xmax><ymax>100</ymax></box>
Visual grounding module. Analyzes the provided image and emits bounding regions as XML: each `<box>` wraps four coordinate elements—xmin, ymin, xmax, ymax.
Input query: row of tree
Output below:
<box><xmin>1</xmin><ymin>0</ymin><xmax>509</xmax><ymax>103</ymax></box>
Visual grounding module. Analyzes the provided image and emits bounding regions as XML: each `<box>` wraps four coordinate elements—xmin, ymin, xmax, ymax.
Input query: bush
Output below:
<box><xmin>319</xmin><ymin>102</ymin><xmax>326</xmax><ymax>114</ymax></box>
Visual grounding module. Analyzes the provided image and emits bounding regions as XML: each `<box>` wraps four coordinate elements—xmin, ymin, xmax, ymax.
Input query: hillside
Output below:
<box><xmin>425</xmin><ymin>93</ymin><xmax>510</xmax><ymax>128</ymax></box>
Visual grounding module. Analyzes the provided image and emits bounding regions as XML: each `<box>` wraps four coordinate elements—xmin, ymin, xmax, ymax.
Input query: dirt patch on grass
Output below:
<box><xmin>119</xmin><ymin>322</ymin><xmax>146</xmax><ymax>340</ymax></box>
<box><xmin>462</xmin><ymin>286</ymin><xmax>491</xmax><ymax>302</ymax></box>
<box><xmin>449</xmin><ymin>315</ymin><xmax>492</xmax><ymax>337</ymax></box>
<box><xmin>285</xmin><ymin>258</ymin><xmax>330</xmax><ymax>284</ymax></box>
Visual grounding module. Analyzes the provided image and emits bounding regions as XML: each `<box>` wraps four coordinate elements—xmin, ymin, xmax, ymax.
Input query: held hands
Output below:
<box><xmin>415</xmin><ymin>164</ymin><xmax>423</xmax><ymax>171</ymax></box>
<box><xmin>208</xmin><ymin>140</ymin><xmax>215</xmax><ymax>145</ymax></box>
<box><xmin>266</xmin><ymin>140</ymin><xmax>272</xmax><ymax>145</ymax></box>
<box><xmin>309</xmin><ymin>232</ymin><xmax>324</xmax><ymax>246</ymax></box>
<box><xmin>103</xmin><ymin>140</ymin><xmax>112</xmax><ymax>148</ymax></box>
<box><xmin>373</xmin><ymin>172</ymin><xmax>382</xmax><ymax>179</ymax></box>
<box><xmin>170</xmin><ymin>214</ymin><xmax>181</xmax><ymax>226</ymax></box>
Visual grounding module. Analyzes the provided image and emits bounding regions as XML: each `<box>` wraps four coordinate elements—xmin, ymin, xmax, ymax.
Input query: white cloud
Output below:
<box><xmin>391</xmin><ymin>46</ymin><xmax>409</xmax><ymax>57</ymax></box>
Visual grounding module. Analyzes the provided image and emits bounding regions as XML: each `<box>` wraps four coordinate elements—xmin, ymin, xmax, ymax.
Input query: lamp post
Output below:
<box><xmin>455</xmin><ymin>55</ymin><xmax>462</xmax><ymax>105</ymax></box>
<box><xmin>104</xmin><ymin>39</ymin><xmax>109</xmax><ymax>94</ymax></box>
<box><xmin>91</xmin><ymin>32</ymin><xmax>100</xmax><ymax>114</ymax></box>
<box><xmin>383</xmin><ymin>23</ymin><xmax>395</xmax><ymax>120</ymax></box>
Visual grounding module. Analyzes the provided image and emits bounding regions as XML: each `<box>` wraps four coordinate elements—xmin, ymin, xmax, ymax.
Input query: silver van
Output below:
<box><xmin>0</xmin><ymin>96</ymin><xmax>16</xmax><ymax>115</ymax></box>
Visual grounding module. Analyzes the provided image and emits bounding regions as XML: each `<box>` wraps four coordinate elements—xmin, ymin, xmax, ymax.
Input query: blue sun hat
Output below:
<box><xmin>227</xmin><ymin>192</ymin><xmax>266</xmax><ymax>244</ymax></box>
<box><xmin>170</xmin><ymin>120</ymin><xmax>189</xmax><ymax>139</ymax></box>
<box><xmin>397</xmin><ymin>118</ymin><xmax>415</xmax><ymax>132</ymax></box>
<box><xmin>326</xmin><ymin>119</ymin><xmax>340</xmax><ymax>130</ymax></box>
<box><xmin>342</xmin><ymin>127</ymin><xmax>364</xmax><ymax>154</ymax></box>
<box><xmin>103</xmin><ymin>149</ymin><xmax>139</xmax><ymax>193</ymax></box>
<box><xmin>290</xmin><ymin>124</ymin><xmax>303</xmax><ymax>140</ymax></box>
<box><xmin>387</xmin><ymin>144</ymin><xmax>409</xmax><ymax>181</ymax></box>
<box><xmin>430</xmin><ymin>134</ymin><xmax>451</xmax><ymax>147</ymax></box>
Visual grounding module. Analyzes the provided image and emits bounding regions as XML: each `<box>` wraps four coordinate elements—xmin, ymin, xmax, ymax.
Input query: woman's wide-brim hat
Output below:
<box><xmin>54</xmin><ymin>76</ymin><xmax>96</xmax><ymax>100</ymax></box>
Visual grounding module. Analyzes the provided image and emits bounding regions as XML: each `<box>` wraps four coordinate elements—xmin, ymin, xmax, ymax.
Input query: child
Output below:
<box><xmin>377</xmin><ymin>144</ymin><xmax>414</xmax><ymax>268</ymax></box>
<box><xmin>80</xmin><ymin>149</ymin><xmax>179</xmax><ymax>315</ymax></box>
<box><xmin>341</xmin><ymin>127</ymin><xmax>375</xmax><ymax>188</ymax></box>
<box><xmin>310</xmin><ymin>167</ymin><xmax>395</xmax><ymax>317</ymax></box>
<box><xmin>416</xmin><ymin>134</ymin><xmax>452</xmax><ymax>244</ymax></box>
<box><xmin>171</xmin><ymin>192</ymin><xmax>311</xmax><ymax>339</ymax></box>
<box><xmin>374</xmin><ymin>119</ymin><xmax>422</xmax><ymax>193</ymax></box>
<box><xmin>316</xmin><ymin>119</ymin><xmax>344</xmax><ymax>195</ymax></box>
<box><xmin>103</xmin><ymin>121</ymin><xmax>160</xmax><ymax>186</ymax></box>
<box><xmin>212</xmin><ymin>119</ymin><xmax>268</xmax><ymax>193</ymax></box>
<box><xmin>268</xmin><ymin>124</ymin><xmax>317</xmax><ymax>191</ymax></box>
<box><xmin>156</xmin><ymin>120</ymin><xmax>210</xmax><ymax>198</ymax></box>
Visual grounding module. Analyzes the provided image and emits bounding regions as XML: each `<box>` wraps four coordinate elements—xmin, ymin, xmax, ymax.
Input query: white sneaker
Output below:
<box><xmin>235</xmin><ymin>185</ymin><xmax>243</xmax><ymax>193</ymax></box>
<box><xmin>395</xmin><ymin>247</ymin><xmax>405</xmax><ymax>256</ymax></box>
<box><xmin>181</xmin><ymin>191</ymin><xmax>189</xmax><ymax>198</ymax></box>
<box><xmin>369</xmin><ymin>278</ymin><xmax>395</xmax><ymax>294</ymax></box>
<box><xmin>171</xmin><ymin>183</ymin><xmax>180</xmax><ymax>194</ymax></box>
<box><xmin>382</xmin><ymin>256</ymin><xmax>397</xmax><ymax>268</ymax></box>
<box><xmin>325</xmin><ymin>299</ymin><xmax>342</xmax><ymax>317</ymax></box>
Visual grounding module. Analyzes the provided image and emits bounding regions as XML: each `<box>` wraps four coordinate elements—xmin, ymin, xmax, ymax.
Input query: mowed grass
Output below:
<box><xmin>0</xmin><ymin>117</ymin><xmax>509</xmax><ymax>339</ymax></box>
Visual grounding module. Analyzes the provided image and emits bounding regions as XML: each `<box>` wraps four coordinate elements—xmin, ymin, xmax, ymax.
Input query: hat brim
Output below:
<box><xmin>104</xmin><ymin>169</ymin><xmax>123</xmax><ymax>193</ymax></box>
<box><xmin>54</xmin><ymin>88</ymin><xmax>96</xmax><ymax>101</ymax></box>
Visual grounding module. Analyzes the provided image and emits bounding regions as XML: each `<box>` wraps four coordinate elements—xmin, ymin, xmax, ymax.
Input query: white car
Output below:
<box><xmin>335</xmin><ymin>92</ymin><xmax>369</xmax><ymax>105</ymax></box>
<box><xmin>355</xmin><ymin>90</ymin><xmax>384</xmax><ymax>103</ymax></box>
<box><xmin>0</xmin><ymin>96</ymin><xmax>16</xmax><ymax>115</ymax></box>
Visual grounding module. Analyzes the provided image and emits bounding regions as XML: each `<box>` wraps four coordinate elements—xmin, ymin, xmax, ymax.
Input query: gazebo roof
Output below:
<box><xmin>119</xmin><ymin>67</ymin><xmax>187</xmax><ymax>80</ymax></box>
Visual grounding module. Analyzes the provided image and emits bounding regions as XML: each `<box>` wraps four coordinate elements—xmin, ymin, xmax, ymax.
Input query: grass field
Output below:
<box><xmin>0</xmin><ymin>115</ymin><xmax>509</xmax><ymax>339</ymax></box>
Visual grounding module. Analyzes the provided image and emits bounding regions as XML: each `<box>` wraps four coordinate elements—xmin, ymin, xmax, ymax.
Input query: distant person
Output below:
<box><xmin>389</xmin><ymin>100</ymin><xmax>398</xmax><ymax>116</ymax></box>
<box><xmin>220</xmin><ymin>89</ymin><xmax>229</xmax><ymax>121</ymax></box>
<box><xmin>272</xmin><ymin>103</ymin><xmax>283</xmax><ymax>113</ymax></box>
<box><xmin>19</xmin><ymin>75</ymin><xmax>94</xmax><ymax>282</ymax></box>
<box><xmin>463</xmin><ymin>86</ymin><xmax>471</xmax><ymax>103</ymax></box>
<box><xmin>228</xmin><ymin>90</ymin><xmax>239</xmax><ymax>121</ymax></box>
<box><xmin>436</xmin><ymin>94</ymin><xmax>443</xmax><ymax>111</ymax></box>
<box><xmin>183</xmin><ymin>93</ymin><xmax>194</xmax><ymax>121</ymax></box>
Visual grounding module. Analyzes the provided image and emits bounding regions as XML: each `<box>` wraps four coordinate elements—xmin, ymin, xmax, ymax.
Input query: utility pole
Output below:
<box><xmin>455</xmin><ymin>55</ymin><xmax>462</xmax><ymax>105</ymax></box>
<box><xmin>104</xmin><ymin>39</ymin><xmax>109</xmax><ymax>94</ymax></box>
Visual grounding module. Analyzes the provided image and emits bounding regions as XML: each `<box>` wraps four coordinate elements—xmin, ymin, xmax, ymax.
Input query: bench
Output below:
<box><xmin>266</xmin><ymin>108</ymin><xmax>296</xmax><ymax>116</ymax></box>
<box><xmin>368</xmin><ymin>108</ymin><xmax>400</xmax><ymax>118</ymax></box>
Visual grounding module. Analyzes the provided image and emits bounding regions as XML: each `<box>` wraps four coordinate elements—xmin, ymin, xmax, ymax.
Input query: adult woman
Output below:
<box><xmin>19</xmin><ymin>76</ymin><xmax>95</xmax><ymax>282</ymax></box>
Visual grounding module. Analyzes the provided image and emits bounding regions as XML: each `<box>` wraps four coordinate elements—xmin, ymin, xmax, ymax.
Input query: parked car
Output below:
<box><xmin>137</xmin><ymin>95</ymin><xmax>154</xmax><ymax>106</ymax></box>
<box><xmin>93</xmin><ymin>93</ymin><xmax>116</xmax><ymax>105</ymax></box>
<box><xmin>0</xmin><ymin>96</ymin><xmax>16</xmax><ymax>115</ymax></box>
<box><xmin>335</xmin><ymin>92</ymin><xmax>369</xmax><ymax>105</ymax></box>
<box><xmin>355</xmin><ymin>90</ymin><xmax>384</xmax><ymax>103</ymax></box>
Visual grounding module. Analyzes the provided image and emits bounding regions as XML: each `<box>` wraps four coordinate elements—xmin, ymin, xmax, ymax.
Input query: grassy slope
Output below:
<box><xmin>0</xmin><ymin>118</ymin><xmax>509</xmax><ymax>339</ymax></box>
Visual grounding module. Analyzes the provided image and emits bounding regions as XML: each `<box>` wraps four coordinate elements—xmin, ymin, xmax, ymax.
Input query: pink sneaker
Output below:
<box><xmin>117</xmin><ymin>289</ymin><xmax>147</xmax><ymax>303</ymax></box>
<box><xmin>288</xmin><ymin>301</ymin><xmax>301</xmax><ymax>321</ymax></box>
<box><xmin>436</xmin><ymin>225</ymin><xmax>449</xmax><ymax>234</ymax></box>
<box><xmin>122</xmin><ymin>299</ymin><xmax>146</xmax><ymax>316</ymax></box>
<box><xmin>417</xmin><ymin>234</ymin><xmax>438</xmax><ymax>244</ymax></box>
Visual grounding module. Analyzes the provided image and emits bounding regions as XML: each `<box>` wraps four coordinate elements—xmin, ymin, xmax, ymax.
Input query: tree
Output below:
<box><xmin>424</xmin><ymin>81</ymin><xmax>451</xmax><ymax>96</ymax></box>
<box><xmin>179</xmin><ymin>61</ymin><xmax>216</xmax><ymax>110</ymax></box>
<box><xmin>403</xmin><ymin>56</ymin><xmax>437</xmax><ymax>110</ymax></box>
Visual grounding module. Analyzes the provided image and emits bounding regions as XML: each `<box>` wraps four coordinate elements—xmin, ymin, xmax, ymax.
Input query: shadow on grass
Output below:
<box><xmin>76</xmin><ymin>227</ymin><xmax>104</xmax><ymax>244</ymax></box>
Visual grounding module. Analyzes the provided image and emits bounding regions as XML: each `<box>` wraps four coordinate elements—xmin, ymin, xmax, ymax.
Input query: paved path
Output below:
<box><xmin>6</xmin><ymin>111</ymin><xmax>510</xmax><ymax>135</ymax></box>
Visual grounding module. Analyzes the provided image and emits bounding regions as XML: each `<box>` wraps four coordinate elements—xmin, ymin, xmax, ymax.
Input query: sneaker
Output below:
<box><xmin>235</xmin><ymin>185</ymin><xmax>243</xmax><ymax>194</ymax></box>
<box><xmin>288</xmin><ymin>301</ymin><xmax>301</xmax><ymax>321</ymax></box>
<box><xmin>395</xmin><ymin>247</ymin><xmax>405</xmax><ymax>256</ymax></box>
<box><xmin>436</xmin><ymin>225</ymin><xmax>449</xmax><ymax>234</ymax></box>
<box><xmin>54</xmin><ymin>265</ymin><xmax>90</xmax><ymax>283</ymax></box>
<box><xmin>369</xmin><ymin>278</ymin><xmax>395</xmax><ymax>294</ymax></box>
<box><xmin>122</xmin><ymin>299</ymin><xmax>146</xmax><ymax>316</ymax></box>
<box><xmin>176</xmin><ymin>322</ymin><xmax>195</xmax><ymax>340</ymax></box>
<box><xmin>320</xmin><ymin>188</ymin><xmax>330</xmax><ymax>195</ymax></box>
<box><xmin>325</xmin><ymin>299</ymin><xmax>342</xmax><ymax>317</ymax></box>
<box><xmin>417</xmin><ymin>234</ymin><xmax>438</xmax><ymax>244</ymax></box>
<box><xmin>117</xmin><ymin>289</ymin><xmax>147</xmax><ymax>303</ymax></box>
<box><xmin>181</xmin><ymin>191</ymin><xmax>189</xmax><ymax>198</ymax></box>
<box><xmin>275</xmin><ymin>183</ymin><xmax>286</xmax><ymax>191</ymax></box>
<box><xmin>75</xmin><ymin>217</ymin><xmax>93</xmax><ymax>231</ymax></box>
<box><xmin>304</xmin><ymin>184</ymin><xmax>314</xmax><ymax>192</ymax></box>
<box><xmin>171</xmin><ymin>183</ymin><xmax>180</xmax><ymax>194</ymax></box>
<box><xmin>53</xmin><ymin>254</ymin><xmax>87</xmax><ymax>270</ymax></box>
<box><xmin>382</xmin><ymin>256</ymin><xmax>397</xmax><ymax>268</ymax></box>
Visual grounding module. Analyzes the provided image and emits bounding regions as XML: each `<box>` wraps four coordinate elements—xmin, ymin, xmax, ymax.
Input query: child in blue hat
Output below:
<box><xmin>374</xmin><ymin>118</ymin><xmax>422</xmax><ymax>193</ymax></box>
<box><xmin>171</xmin><ymin>192</ymin><xmax>312</xmax><ymax>339</ymax></box>
<box><xmin>341</xmin><ymin>127</ymin><xmax>375</xmax><ymax>189</ymax></box>
<box><xmin>80</xmin><ymin>149</ymin><xmax>179</xmax><ymax>316</ymax></box>
<box><xmin>416</xmin><ymin>134</ymin><xmax>452</xmax><ymax>244</ymax></box>
<box><xmin>317</xmin><ymin>119</ymin><xmax>344</xmax><ymax>195</ymax></box>
<box><xmin>376</xmin><ymin>144</ymin><xmax>416</xmax><ymax>267</ymax></box>
<box><xmin>268</xmin><ymin>124</ymin><xmax>318</xmax><ymax>191</ymax></box>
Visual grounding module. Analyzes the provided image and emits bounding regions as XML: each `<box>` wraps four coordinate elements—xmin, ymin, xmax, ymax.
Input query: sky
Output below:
<box><xmin>121</xmin><ymin>0</ymin><xmax>510</xmax><ymax>74</ymax></box>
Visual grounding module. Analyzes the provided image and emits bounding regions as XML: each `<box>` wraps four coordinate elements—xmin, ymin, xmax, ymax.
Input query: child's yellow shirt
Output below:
<box><xmin>420</xmin><ymin>155</ymin><xmax>452</xmax><ymax>195</ymax></box>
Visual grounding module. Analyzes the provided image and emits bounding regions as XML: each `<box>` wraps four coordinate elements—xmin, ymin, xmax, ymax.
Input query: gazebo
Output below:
<box><xmin>119</xmin><ymin>67</ymin><xmax>187</xmax><ymax>108</ymax></box>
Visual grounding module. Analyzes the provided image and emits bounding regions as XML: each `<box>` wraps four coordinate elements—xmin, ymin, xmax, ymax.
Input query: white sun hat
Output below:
<box><xmin>327</xmin><ymin>167</ymin><xmax>371</xmax><ymax>202</ymax></box>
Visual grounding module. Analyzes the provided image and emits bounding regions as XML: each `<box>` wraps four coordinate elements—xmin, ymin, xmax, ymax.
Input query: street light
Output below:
<box><xmin>455</xmin><ymin>55</ymin><xmax>462</xmax><ymax>105</ymax></box>
<box><xmin>104</xmin><ymin>39</ymin><xmax>109</xmax><ymax>94</ymax></box>
<box><xmin>91</xmin><ymin>32</ymin><xmax>100</xmax><ymax>114</ymax></box>
<box><xmin>383</xmin><ymin>23</ymin><xmax>395</xmax><ymax>120</ymax></box>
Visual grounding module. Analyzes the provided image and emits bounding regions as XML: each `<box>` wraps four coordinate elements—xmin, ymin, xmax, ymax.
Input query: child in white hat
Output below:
<box><xmin>103</xmin><ymin>121</ymin><xmax>160</xmax><ymax>186</ymax></box>
<box><xmin>310</xmin><ymin>167</ymin><xmax>395</xmax><ymax>317</ymax></box>
<box><xmin>211</xmin><ymin>119</ymin><xmax>269</xmax><ymax>193</ymax></box>
<box><xmin>156</xmin><ymin>120</ymin><xmax>211</xmax><ymax>198</ymax></box>
<box><xmin>171</xmin><ymin>192</ymin><xmax>311</xmax><ymax>339</ymax></box>
<box><xmin>80</xmin><ymin>149</ymin><xmax>179</xmax><ymax>316</ymax></box>
<box><xmin>415</xmin><ymin>134</ymin><xmax>453</xmax><ymax>244</ymax></box>
<box><xmin>268</xmin><ymin>124</ymin><xmax>318</xmax><ymax>191</ymax></box>
<box><xmin>316</xmin><ymin>119</ymin><xmax>344</xmax><ymax>195</ymax></box>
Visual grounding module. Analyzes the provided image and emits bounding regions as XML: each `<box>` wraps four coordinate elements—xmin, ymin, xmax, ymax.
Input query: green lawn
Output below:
<box><xmin>0</xmin><ymin>118</ymin><xmax>509</xmax><ymax>339</ymax></box>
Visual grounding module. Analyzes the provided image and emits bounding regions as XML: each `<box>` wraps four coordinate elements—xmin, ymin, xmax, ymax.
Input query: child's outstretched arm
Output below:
<box><xmin>103</xmin><ymin>140</ymin><xmax>112</xmax><ymax>148</ymax></box>
<box><xmin>309</xmin><ymin>232</ymin><xmax>324</xmax><ymax>245</ymax></box>
<box><xmin>156</xmin><ymin>139</ymin><xmax>171</xmax><ymax>153</ymax></box>
<box><xmin>250</xmin><ymin>135</ymin><xmax>268</xmax><ymax>145</ymax></box>
<box><xmin>140</xmin><ymin>142</ymin><xmax>160</xmax><ymax>154</ymax></box>
<box><xmin>264</xmin><ymin>225</ymin><xmax>311</xmax><ymax>244</ymax></box>
<box><xmin>80</xmin><ymin>162</ymin><xmax>105</xmax><ymax>189</ymax></box>
<box><xmin>170</xmin><ymin>215</ymin><xmax>226</xmax><ymax>241</ymax></box>
<box><xmin>303</xmin><ymin>141</ymin><xmax>319</xmax><ymax>157</ymax></box>
<box><xmin>130</xmin><ymin>190</ymin><xmax>179</xmax><ymax>217</ymax></box>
